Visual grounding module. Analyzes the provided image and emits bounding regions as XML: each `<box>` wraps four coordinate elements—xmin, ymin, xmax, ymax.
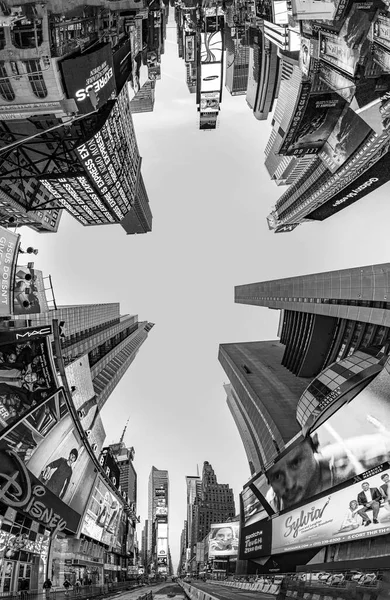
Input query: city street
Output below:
<box><xmin>115</xmin><ymin>583</ymin><xmax>186</xmax><ymax>600</ymax></box>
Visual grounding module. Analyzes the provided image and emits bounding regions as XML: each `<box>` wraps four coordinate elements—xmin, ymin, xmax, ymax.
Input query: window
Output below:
<box><xmin>24</xmin><ymin>59</ymin><xmax>48</xmax><ymax>98</ymax></box>
<box><xmin>0</xmin><ymin>62</ymin><xmax>15</xmax><ymax>101</ymax></box>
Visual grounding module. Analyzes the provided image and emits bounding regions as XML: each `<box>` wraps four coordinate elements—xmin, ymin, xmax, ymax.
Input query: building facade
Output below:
<box><xmin>147</xmin><ymin>467</ymin><xmax>169</xmax><ymax>575</ymax></box>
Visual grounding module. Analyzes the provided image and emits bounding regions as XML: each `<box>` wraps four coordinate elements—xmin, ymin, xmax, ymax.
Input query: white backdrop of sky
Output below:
<box><xmin>19</xmin><ymin>9</ymin><xmax>390</xmax><ymax>572</ymax></box>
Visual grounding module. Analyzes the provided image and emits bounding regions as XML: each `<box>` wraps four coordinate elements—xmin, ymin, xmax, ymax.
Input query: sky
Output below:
<box><xmin>19</xmin><ymin>9</ymin><xmax>390</xmax><ymax>572</ymax></box>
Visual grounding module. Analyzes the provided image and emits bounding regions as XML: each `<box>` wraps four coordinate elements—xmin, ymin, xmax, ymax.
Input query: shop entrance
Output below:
<box><xmin>0</xmin><ymin>561</ymin><xmax>32</xmax><ymax>594</ymax></box>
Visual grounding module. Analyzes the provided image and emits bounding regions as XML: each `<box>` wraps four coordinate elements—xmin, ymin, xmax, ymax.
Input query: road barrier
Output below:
<box><xmin>0</xmin><ymin>582</ymin><xmax>151</xmax><ymax>600</ymax></box>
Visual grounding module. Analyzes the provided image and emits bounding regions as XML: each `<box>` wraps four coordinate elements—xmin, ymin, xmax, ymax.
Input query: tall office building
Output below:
<box><xmin>235</xmin><ymin>263</ymin><xmax>390</xmax><ymax>377</ymax></box>
<box><xmin>185</xmin><ymin>475</ymin><xmax>201</xmax><ymax>561</ymax></box>
<box><xmin>225</xmin><ymin>27</ymin><xmax>250</xmax><ymax>96</ymax></box>
<box><xmin>20</xmin><ymin>303</ymin><xmax>154</xmax><ymax>410</ymax></box>
<box><xmin>147</xmin><ymin>466</ymin><xmax>169</xmax><ymax>573</ymax></box>
<box><xmin>109</xmin><ymin>422</ymin><xmax>138</xmax><ymax>509</ymax></box>
<box><xmin>194</xmin><ymin>461</ymin><xmax>236</xmax><ymax>544</ymax></box>
<box><xmin>219</xmin><ymin>342</ymin><xmax>310</xmax><ymax>470</ymax></box>
<box><xmin>129</xmin><ymin>80</ymin><xmax>156</xmax><ymax>113</ymax></box>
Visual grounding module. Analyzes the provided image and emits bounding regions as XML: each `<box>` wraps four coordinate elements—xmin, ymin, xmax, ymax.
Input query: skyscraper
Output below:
<box><xmin>109</xmin><ymin>422</ymin><xmax>138</xmax><ymax>510</ymax></box>
<box><xmin>19</xmin><ymin>303</ymin><xmax>154</xmax><ymax>410</ymax></box>
<box><xmin>147</xmin><ymin>466</ymin><xmax>169</xmax><ymax>574</ymax></box>
<box><xmin>185</xmin><ymin>475</ymin><xmax>201</xmax><ymax>563</ymax></box>
<box><xmin>235</xmin><ymin>264</ymin><xmax>390</xmax><ymax>377</ymax></box>
<box><xmin>219</xmin><ymin>342</ymin><xmax>309</xmax><ymax>470</ymax></box>
<box><xmin>194</xmin><ymin>462</ymin><xmax>236</xmax><ymax>545</ymax></box>
<box><xmin>225</xmin><ymin>27</ymin><xmax>250</xmax><ymax>96</ymax></box>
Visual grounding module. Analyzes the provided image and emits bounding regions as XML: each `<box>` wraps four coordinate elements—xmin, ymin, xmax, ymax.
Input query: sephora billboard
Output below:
<box><xmin>61</xmin><ymin>43</ymin><xmax>116</xmax><ymax>114</ymax></box>
<box><xmin>307</xmin><ymin>144</ymin><xmax>390</xmax><ymax>220</ymax></box>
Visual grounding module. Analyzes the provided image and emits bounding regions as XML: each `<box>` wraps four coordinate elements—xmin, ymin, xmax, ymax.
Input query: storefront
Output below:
<box><xmin>50</xmin><ymin>537</ymin><xmax>104</xmax><ymax>586</ymax></box>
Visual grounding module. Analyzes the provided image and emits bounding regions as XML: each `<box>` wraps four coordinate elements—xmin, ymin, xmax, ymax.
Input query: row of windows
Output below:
<box><xmin>0</xmin><ymin>59</ymin><xmax>47</xmax><ymax>101</ymax></box>
<box><xmin>259</xmin><ymin>296</ymin><xmax>390</xmax><ymax>310</ymax></box>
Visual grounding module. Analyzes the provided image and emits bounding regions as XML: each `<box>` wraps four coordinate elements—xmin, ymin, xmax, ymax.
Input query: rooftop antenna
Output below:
<box><xmin>120</xmin><ymin>417</ymin><xmax>130</xmax><ymax>445</ymax></box>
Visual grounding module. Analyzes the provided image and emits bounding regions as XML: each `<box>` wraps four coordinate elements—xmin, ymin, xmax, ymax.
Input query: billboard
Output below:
<box><xmin>318</xmin><ymin>62</ymin><xmax>356</xmax><ymax>102</ymax></box>
<box><xmin>242</xmin><ymin>473</ymin><xmax>274</xmax><ymax>526</ymax></box>
<box><xmin>291</xmin><ymin>0</ymin><xmax>336</xmax><ymax>20</ymax></box>
<box><xmin>0</xmin><ymin>391</ymin><xmax>89</xmax><ymax>533</ymax></box>
<box><xmin>262</xmin><ymin>363</ymin><xmax>390</xmax><ymax>514</ymax></box>
<box><xmin>319</xmin><ymin>31</ymin><xmax>361</xmax><ymax>76</ymax></box>
<box><xmin>81</xmin><ymin>477</ymin><xmax>123</xmax><ymax>545</ymax></box>
<box><xmin>319</xmin><ymin>106</ymin><xmax>372</xmax><ymax>173</ymax></box>
<box><xmin>60</xmin><ymin>43</ymin><xmax>115</xmax><ymax>114</ymax></box>
<box><xmin>113</xmin><ymin>40</ymin><xmax>132</xmax><ymax>93</ymax></box>
<box><xmin>271</xmin><ymin>464</ymin><xmax>390</xmax><ymax>554</ymax></box>
<box><xmin>208</xmin><ymin>522</ymin><xmax>239</xmax><ymax>557</ymax></box>
<box><xmin>0</xmin><ymin>226</ymin><xmax>20</xmax><ymax>317</ymax></box>
<box><xmin>373</xmin><ymin>13</ymin><xmax>390</xmax><ymax>50</ymax></box>
<box><xmin>239</xmin><ymin>518</ymin><xmax>272</xmax><ymax>560</ymax></box>
<box><xmin>279</xmin><ymin>83</ymin><xmax>346</xmax><ymax>156</ymax></box>
<box><xmin>99</xmin><ymin>448</ymin><xmax>120</xmax><ymax>489</ymax></box>
<box><xmin>200</xmin><ymin>92</ymin><xmax>220</xmax><ymax>112</ymax></box>
<box><xmin>13</xmin><ymin>266</ymin><xmax>48</xmax><ymax>315</ymax></box>
<box><xmin>0</xmin><ymin>334</ymin><xmax>59</xmax><ymax>435</ymax></box>
<box><xmin>199</xmin><ymin>111</ymin><xmax>218</xmax><ymax>130</ymax></box>
<box><xmin>200</xmin><ymin>31</ymin><xmax>223</xmax><ymax>63</ymax></box>
<box><xmin>201</xmin><ymin>63</ymin><xmax>222</xmax><ymax>93</ymax></box>
<box><xmin>157</xmin><ymin>537</ymin><xmax>168</xmax><ymax>556</ymax></box>
<box><xmin>307</xmin><ymin>143</ymin><xmax>390</xmax><ymax>220</ymax></box>
<box><xmin>372</xmin><ymin>42</ymin><xmax>390</xmax><ymax>72</ymax></box>
<box><xmin>185</xmin><ymin>33</ymin><xmax>196</xmax><ymax>62</ymax></box>
<box><xmin>40</xmin><ymin>87</ymin><xmax>137</xmax><ymax>227</ymax></box>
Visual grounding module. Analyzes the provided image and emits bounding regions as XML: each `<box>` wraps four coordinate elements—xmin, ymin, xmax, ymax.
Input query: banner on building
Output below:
<box><xmin>239</xmin><ymin>518</ymin><xmax>272</xmax><ymax>560</ymax></box>
<box><xmin>307</xmin><ymin>143</ymin><xmax>390</xmax><ymax>220</ymax></box>
<box><xmin>13</xmin><ymin>266</ymin><xmax>49</xmax><ymax>315</ymax></box>
<box><xmin>81</xmin><ymin>477</ymin><xmax>123</xmax><ymax>545</ymax></box>
<box><xmin>0</xmin><ymin>226</ymin><xmax>20</xmax><ymax>317</ymax></box>
<box><xmin>61</xmin><ymin>43</ymin><xmax>116</xmax><ymax>114</ymax></box>
<box><xmin>185</xmin><ymin>33</ymin><xmax>196</xmax><ymax>62</ymax></box>
<box><xmin>319</xmin><ymin>106</ymin><xmax>372</xmax><ymax>173</ymax></box>
<box><xmin>0</xmin><ymin>334</ymin><xmax>59</xmax><ymax>435</ymax></box>
<box><xmin>319</xmin><ymin>31</ymin><xmax>361</xmax><ymax>76</ymax></box>
<box><xmin>271</xmin><ymin>464</ymin><xmax>390</xmax><ymax>554</ymax></box>
<box><xmin>279</xmin><ymin>83</ymin><xmax>346</xmax><ymax>156</ymax></box>
<box><xmin>208</xmin><ymin>522</ymin><xmax>239</xmax><ymax>557</ymax></box>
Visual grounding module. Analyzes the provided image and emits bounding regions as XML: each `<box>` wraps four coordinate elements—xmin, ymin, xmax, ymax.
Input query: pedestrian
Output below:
<box><xmin>20</xmin><ymin>578</ymin><xmax>29</xmax><ymax>600</ymax></box>
<box><xmin>75</xmin><ymin>579</ymin><xmax>81</xmax><ymax>595</ymax></box>
<box><xmin>63</xmin><ymin>579</ymin><xmax>71</xmax><ymax>596</ymax></box>
<box><xmin>43</xmin><ymin>579</ymin><xmax>52</xmax><ymax>597</ymax></box>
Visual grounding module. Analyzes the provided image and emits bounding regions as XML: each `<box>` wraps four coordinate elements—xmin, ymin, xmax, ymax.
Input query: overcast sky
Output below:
<box><xmin>19</xmin><ymin>9</ymin><xmax>390</xmax><ymax>572</ymax></box>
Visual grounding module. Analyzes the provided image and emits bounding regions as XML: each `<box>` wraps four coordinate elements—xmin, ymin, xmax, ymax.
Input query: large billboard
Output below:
<box><xmin>307</xmin><ymin>143</ymin><xmax>390</xmax><ymax>220</ymax></box>
<box><xmin>279</xmin><ymin>83</ymin><xmax>346</xmax><ymax>156</ymax></box>
<box><xmin>0</xmin><ymin>392</ymin><xmax>85</xmax><ymax>533</ymax></box>
<box><xmin>372</xmin><ymin>13</ymin><xmax>390</xmax><ymax>51</ymax></box>
<box><xmin>271</xmin><ymin>464</ymin><xmax>390</xmax><ymax>554</ymax></box>
<box><xmin>319</xmin><ymin>106</ymin><xmax>372</xmax><ymax>173</ymax></box>
<box><xmin>291</xmin><ymin>0</ymin><xmax>336</xmax><ymax>20</ymax></box>
<box><xmin>372</xmin><ymin>42</ymin><xmax>390</xmax><ymax>72</ymax></box>
<box><xmin>201</xmin><ymin>63</ymin><xmax>223</xmax><ymax>93</ymax></box>
<box><xmin>40</xmin><ymin>87</ymin><xmax>138</xmax><ymax>227</ymax></box>
<box><xmin>319</xmin><ymin>62</ymin><xmax>356</xmax><ymax>102</ymax></box>
<box><xmin>200</xmin><ymin>92</ymin><xmax>220</xmax><ymax>112</ymax></box>
<box><xmin>200</xmin><ymin>31</ymin><xmax>223</xmax><ymax>63</ymax></box>
<box><xmin>185</xmin><ymin>33</ymin><xmax>196</xmax><ymax>62</ymax></box>
<box><xmin>81</xmin><ymin>477</ymin><xmax>123</xmax><ymax>545</ymax></box>
<box><xmin>0</xmin><ymin>226</ymin><xmax>20</xmax><ymax>317</ymax></box>
<box><xmin>239</xmin><ymin>518</ymin><xmax>272</xmax><ymax>560</ymax></box>
<box><xmin>319</xmin><ymin>31</ymin><xmax>361</xmax><ymax>76</ymax></box>
<box><xmin>0</xmin><ymin>334</ymin><xmax>58</xmax><ymax>435</ymax></box>
<box><xmin>258</xmin><ymin>364</ymin><xmax>390</xmax><ymax>515</ymax></box>
<box><xmin>13</xmin><ymin>265</ymin><xmax>49</xmax><ymax>315</ymax></box>
<box><xmin>61</xmin><ymin>43</ymin><xmax>116</xmax><ymax>114</ymax></box>
<box><xmin>208</xmin><ymin>522</ymin><xmax>239</xmax><ymax>557</ymax></box>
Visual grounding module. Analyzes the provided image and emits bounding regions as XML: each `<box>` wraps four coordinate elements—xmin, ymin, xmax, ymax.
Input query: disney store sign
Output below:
<box><xmin>0</xmin><ymin>449</ymin><xmax>80</xmax><ymax>535</ymax></box>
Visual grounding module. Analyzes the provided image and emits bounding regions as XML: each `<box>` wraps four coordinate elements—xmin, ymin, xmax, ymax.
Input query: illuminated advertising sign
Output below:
<box><xmin>373</xmin><ymin>13</ymin><xmax>390</xmax><ymax>50</ymax></box>
<box><xmin>157</xmin><ymin>523</ymin><xmax>168</xmax><ymax>538</ymax></box>
<box><xmin>275</xmin><ymin>223</ymin><xmax>300</xmax><ymax>233</ymax></box>
<box><xmin>208</xmin><ymin>522</ymin><xmax>239</xmax><ymax>557</ymax></box>
<box><xmin>61</xmin><ymin>43</ymin><xmax>115</xmax><ymax>114</ymax></box>
<box><xmin>81</xmin><ymin>477</ymin><xmax>123</xmax><ymax>544</ymax></box>
<box><xmin>99</xmin><ymin>449</ymin><xmax>120</xmax><ymax>489</ymax></box>
<box><xmin>13</xmin><ymin>266</ymin><xmax>48</xmax><ymax>315</ymax></box>
<box><xmin>271</xmin><ymin>464</ymin><xmax>390</xmax><ymax>554</ymax></box>
<box><xmin>200</xmin><ymin>31</ymin><xmax>223</xmax><ymax>64</ymax></box>
<box><xmin>242</xmin><ymin>473</ymin><xmax>273</xmax><ymax>527</ymax></box>
<box><xmin>155</xmin><ymin>487</ymin><xmax>166</xmax><ymax>497</ymax></box>
<box><xmin>291</xmin><ymin>0</ymin><xmax>336</xmax><ymax>19</ymax></box>
<box><xmin>200</xmin><ymin>92</ymin><xmax>220</xmax><ymax>112</ymax></box>
<box><xmin>279</xmin><ymin>83</ymin><xmax>346</xmax><ymax>156</ymax></box>
<box><xmin>201</xmin><ymin>63</ymin><xmax>222</xmax><ymax>93</ymax></box>
<box><xmin>0</xmin><ymin>226</ymin><xmax>20</xmax><ymax>317</ymax></box>
<box><xmin>185</xmin><ymin>33</ymin><xmax>196</xmax><ymax>62</ymax></box>
<box><xmin>200</xmin><ymin>111</ymin><xmax>218</xmax><ymax>130</ymax></box>
<box><xmin>319</xmin><ymin>62</ymin><xmax>356</xmax><ymax>102</ymax></box>
<box><xmin>299</xmin><ymin>37</ymin><xmax>314</xmax><ymax>77</ymax></box>
<box><xmin>319</xmin><ymin>106</ymin><xmax>372</xmax><ymax>173</ymax></box>
<box><xmin>307</xmin><ymin>143</ymin><xmax>390</xmax><ymax>220</ymax></box>
<box><xmin>157</xmin><ymin>537</ymin><xmax>168</xmax><ymax>556</ymax></box>
<box><xmin>239</xmin><ymin>518</ymin><xmax>272</xmax><ymax>560</ymax></box>
<box><xmin>319</xmin><ymin>31</ymin><xmax>361</xmax><ymax>76</ymax></box>
<box><xmin>263</xmin><ymin>361</ymin><xmax>390</xmax><ymax>514</ymax></box>
<box><xmin>40</xmin><ymin>87</ymin><xmax>138</xmax><ymax>227</ymax></box>
<box><xmin>0</xmin><ymin>334</ymin><xmax>58</xmax><ymax>435</ymax></box>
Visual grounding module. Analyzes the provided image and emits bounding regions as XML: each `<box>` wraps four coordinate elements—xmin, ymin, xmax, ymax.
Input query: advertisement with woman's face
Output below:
<box><xmin>208</xmin><ymin>522</ymin><xmax>239</xmax><ymax>557</ymax></box>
